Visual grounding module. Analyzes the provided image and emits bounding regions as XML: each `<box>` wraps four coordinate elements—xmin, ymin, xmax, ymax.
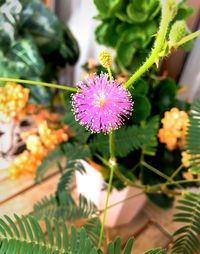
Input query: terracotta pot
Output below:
<box><xmin>76</xmin><ymin>160</ymin><xmax>147</xmax><ymax>228</ymax></box>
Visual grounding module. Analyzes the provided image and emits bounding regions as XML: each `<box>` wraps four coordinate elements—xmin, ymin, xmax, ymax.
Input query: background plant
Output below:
<box><xmin>93</xmin><ymin>0</ymin><xmax>193</xmax><ymax>72</ymax></box>
<box><xmin>0</xmin><ymin>0</ymin><xmax>79</xmax><ymax>105</ymax></box>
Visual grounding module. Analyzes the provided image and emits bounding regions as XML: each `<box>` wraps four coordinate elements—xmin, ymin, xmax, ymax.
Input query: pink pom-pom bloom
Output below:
<box><xmin>72</xmin><ymin>74</ymin><xmax>133</xmax><ymax>133</ymax></box>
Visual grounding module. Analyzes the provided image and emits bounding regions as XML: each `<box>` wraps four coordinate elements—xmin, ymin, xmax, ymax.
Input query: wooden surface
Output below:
<box><xmin>0</xmin><ymin>168</ymin><xmax>182</xmax><ymax>253</ymax></box>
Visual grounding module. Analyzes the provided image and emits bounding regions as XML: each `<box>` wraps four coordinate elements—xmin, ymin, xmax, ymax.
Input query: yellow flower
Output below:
<box><xmin>0</xmin><ymin>82</ymin><xmax>29</xmax><ymax>122</ymax></box>
<box><xmin>158</xmin><ymin>107</ymin><xmax>188</xmax><ymax>150</ymax></box>
<box><xmin>181</xmin><ymin>151</ymin><xmax>191</xmax><ymax>168</ymax></box>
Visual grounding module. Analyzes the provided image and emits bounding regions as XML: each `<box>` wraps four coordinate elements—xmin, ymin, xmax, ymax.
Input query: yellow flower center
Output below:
<box><xmin>94</xmin><ymin>94</ymin><xmax>107</xmax><ymax>108</ymax></box>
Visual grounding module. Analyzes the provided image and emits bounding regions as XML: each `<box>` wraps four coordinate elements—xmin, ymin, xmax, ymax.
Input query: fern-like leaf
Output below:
<box><xmin>63</xmin><ymin>110</ymin><xmax>90</xmax><ymax>144</ymax></box>
<box><xmin>56</xmin><ymin>160</ymin><xmax>85</xmax><ymax>192</ymax></box>
<box><xmin>142</xmin><ymin>116</ymin><xmax>159</xmax><ymax>156</ymax></box>
<box><xmin>35</xmin><ymin>144</ymin><xmax>63</xmax><ymax>182</ymax></box>
<box><xmin>106</xmin><ymin>237</ymin><xmax>134</xmax><ymax>254</ymax></box>
<box><xmin>0</xmin><ymin>215</ymin><xmax>96</xmax><ymax>254</ymax></box>
<box><xmin>186</xmin><ymin>98</ymin><xmax>200</xmax><ymax>174</ymax></box>
<box><xmin>0</xmin><ymin>215</ymin><xmax>134</xmax><ymax>254</ymax></box>
<box><xmin>172</xmin><ymin>192</ymin><xmax>200</xmax><ymax>254</ymax></box>
<box><xmin>90</xmin><ymin>116</ymin><xmax>159</xmax><ymax>158</ymax></box>
<box><xmin>56</xmin><ymin>143</ymin><xmax>90</xmax><ymax>193</ymax></box>
<box><xmin>31</xmin><ymin>191</ymin><xmax>98</xmax><ymax>221</ymax></box>
<box><xmin>144</xmin><ymin>248</ymin><xmax>166</xmax><ymax>254</ymax></box>
<box><xmin>31</xmin><ymin>191</ymin><xmax>99</xmax><ymax>245</ymax></box>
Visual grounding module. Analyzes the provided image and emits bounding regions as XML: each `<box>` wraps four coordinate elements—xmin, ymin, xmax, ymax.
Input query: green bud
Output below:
<box><xmin>169</xmin><ymin>21</ymin><xmax>187</xmax><ymax>46</ymax></box>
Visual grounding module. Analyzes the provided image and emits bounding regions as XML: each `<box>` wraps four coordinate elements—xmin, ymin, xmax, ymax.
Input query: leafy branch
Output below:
<box><xmin>171</xmin><ymin>192</ymin><xmax>200</xmax><ymax>254</ymax></box>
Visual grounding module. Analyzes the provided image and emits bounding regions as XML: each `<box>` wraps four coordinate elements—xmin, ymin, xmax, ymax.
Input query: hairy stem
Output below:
<box><xmin>175</xmin><ymin>30</ymin><xmax>200</xmax><ymax>48</ymax></box>
<box><xmin>100</xmin><ymin>191</ymin><xmax>145</xmax><ymax>213</ymax></box>
<box><xmin>107</xmin><ymin>67</ymin><xmax>113</xmax><ymax>80</ymax></box>
<box><xmin>124</xmin><ymin>1</ymin><xmax>173</xmax><ymax>89</ymax></box>
<box><xmin>0</xmin><ymin>77</ymin><xmax>77</xmax><ymax>92</ymax></box>
<box><xmin>98</xmin><ymin>131</ymin><xmax>115</xmax><ymax>249</ymax></box>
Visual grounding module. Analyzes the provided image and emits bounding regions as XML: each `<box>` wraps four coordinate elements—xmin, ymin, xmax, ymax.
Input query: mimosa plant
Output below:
<box><xmin>0</xmin><ymin>0</ymin><xmax>200</xmax><ymax>253</ymax></box>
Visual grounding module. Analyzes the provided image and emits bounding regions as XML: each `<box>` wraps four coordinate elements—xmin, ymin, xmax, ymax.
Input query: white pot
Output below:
<box><xmin>76</xmin><ymin>160</ymin><xmax>146</xmax><ymax>228</ymax></box>
<box><xmin>0</xmin><ymin>121</ymin><xmax>20</xmax><ymax>170</ymax></box>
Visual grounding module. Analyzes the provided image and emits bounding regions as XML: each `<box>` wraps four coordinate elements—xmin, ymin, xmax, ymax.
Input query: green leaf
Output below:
<box><xmin>175</xmin><ymin>5</ymin><xmax>194</xmax><ymax>20</ymax></box>
<box><xmin>132</xmin><ymin>94</ymin><xmax>151</xmax><ymax>123</ymax></box>
<box><xmin>154</xmin><ymin>79</ymin><xmax>177</xmax><ymax>114</ymax></box>
<box><xmin>93</xmin><ymin>0</ymin><xmax>123</xmax><ymax>18</ymax></box>
<box><xmin>21</xmin><ymin>0</ymin><xmax>62</xmax><ymax>53</ymax></box>
<box><xmin>142</xmin><ymin>116</ymin><xmax>159</xmax><ymax>156</ymax></box>
<box><xmin>116</xmin><ymin>41</ymin><xmax>136</xmax><ymax>67</ymax></box>
<box><xmin>63</xmin><ymin>111</ymin><xmax>90</xmax><ymax>144</ymax></box>
<box><xmin>27</xmin><ymin>83</ymin><xmax>53</xmax><ymax>106</ymax></box>
<box><xmin>56</xmin><ymin>160</ymin><xmax>85</xmax><ymax>192</ymax></box>
<box><xmin>90</xmin><ymin>117</ymin><xmax>158</xmax><ymax>158</ymax></box>
<box><xmin>123</xmin><ymin>238</ymin><xmax>134</xmax><ymax>254</ymax></box>
<box><xmin>126</xmin><ymin>0</ymin><xmax>160</xmax><ymax>24</ymax></box>
<box><xmin>9</xmin><ymin>37</ymin><xmax>45</xmax><ymax>77</ymax></box>
<box><xmin>144</xmin><ymin>248</ymin><xmax>166</xmax><ymax>254</ymax></box>
<box><xmin>31</xmin><ymin>191</ymin><xmax>99</xmax><ymax>245</ymax></box>
<box><xmin>0</xmin><ymin>215</ymin><xmax>99</xmax><ymax>254</ymax></box>
<box><xmin>95</xmin><ymin>19</ymin><xmax>120</xmax><ymax>48</ymax></box>
<box><xmin>0</xmin><ymin>0</ymin><xmax>22</xmax><ymax>49</ymax></box>
<box><xmin>172</xmin><ymin>192</ymin><xmax>200</xmax><ymax>253</ymax></box>
<box><xmin>90</xmin><ymin>125</ymin><xmax>141</xmax><ymax>158</ymax></box>
<box><xmin>35</xmin><ymin>145</ymin><xmax>63</xmax><ymax>183</ymax></box>
<box><xmin>134</xmin><ymin>79</ymin><xmax>149</xmax><ymax>95</ymax></box>
<box><xmin>186</xmin><ymin>98</ymin><xmax>200</xmax><ymax>174</ymax></box>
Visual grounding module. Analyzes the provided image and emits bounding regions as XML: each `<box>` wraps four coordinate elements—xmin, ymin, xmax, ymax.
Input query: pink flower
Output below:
<box><xmin>72</xmin><ymin>74</ymin><xmax>133</xmax><ymax>133</ymax></box>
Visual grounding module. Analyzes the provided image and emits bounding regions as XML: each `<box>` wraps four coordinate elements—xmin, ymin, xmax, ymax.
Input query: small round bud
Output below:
<box><xmin>169</xmin><ymin>21</ymin><xmax>187</xmax><ymax>46</ymax></box>
<box><xmin>98</xmin><ymin>50</ymin><xmax>112</xmax><ymax>68</ymax></box>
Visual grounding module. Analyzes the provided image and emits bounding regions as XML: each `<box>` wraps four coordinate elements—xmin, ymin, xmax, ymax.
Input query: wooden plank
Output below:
<box><xmin>107</xmin><ymin>211</ymin><xmax>149</xmax><ymax>244</ymax></box>
<box><xmin>0</xmin><ymin>169</ymin><xmax>8</xmax><ymax>182</ymax></box>
<box><xmin>144</xmin><ymin>200</ymin><xmax>183</xmax><ymax>235</ymax></box>
<box><xmin>133</xmin><ymin>223</ymin><xmax>170</xmax><ymax>253</ymax></box>
<box><xmin>0</xmin><ymin>174</ymin><xmax>60</xmax><ymax>219</ymax></box>
<box><xmin>0</xmin><ymin>167</ymin><xmax>59</xmax><ymax>204</ymax></box>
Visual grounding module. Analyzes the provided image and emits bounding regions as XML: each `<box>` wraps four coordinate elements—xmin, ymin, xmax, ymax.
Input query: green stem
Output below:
<box><xmin>174</xmin><ymin>30</ymin><xmax>200</xmax><ymax>48</ymax></box>
<box><xmin>169</xmin><ymin>164</ymin><xmax>183</xmax><ymax>180</ymax></box>
<box><xmin>142</xmin><ymin>161</ymin><xmax>182</xmax><ymax>189</ymax></box>
<box><xmin>109</xmin><ymin>131</ymin><xmax>115</xmax><ymax>159</ymax></box>
<box><xmin>114</xmin><ymin>167</ymin><xmax>144</xmax><ymax>189</ymax></box>
<box><xmin>141</xmin><ymin>161</ymin><xmax>171</xmax><ymax>181</ymax></box>
<box><xmin>100</xmin><ymin>191</ymin><xmax>144</xmax><ymax>213</ymax></box>
<box><xmin>149</xmin><ymin>178</ymin><xmax>200</xmax><ymax>191</ymax></box>
<box><xmin>0</xmin><ymin>77</ymin><xmax>77</xmax><ymax>92</ymax></box>
<box><xmin>98</xmin><ymin>131</ymin><xmax>115</xmax><ymax>249</ymax></box>
<box><xmin>107</xmin><ymin>67</ymin><xmax>113</xmax><ymax>80</ymax></box>
<box><xmin>96</xmin><ymin>154</ymin><xmax>143</xmax><ymax>189</ymax></box>
<box><xmin>124</xmin><ymin>2</ymin><xmax>173</xmax><ymax>89</ymax></box>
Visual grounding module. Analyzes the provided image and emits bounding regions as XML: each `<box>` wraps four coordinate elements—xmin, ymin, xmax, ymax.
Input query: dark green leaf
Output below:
<box><xmin>132</xmin><ymin>94</ymin><xmax>151</xmax><ymax>123</ymax></box>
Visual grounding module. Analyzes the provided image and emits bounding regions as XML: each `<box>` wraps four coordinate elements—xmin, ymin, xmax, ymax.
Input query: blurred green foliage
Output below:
<box><xmin>0</xmin><ymin>0</ymin><xmax>79</xmax><ymax>105</ymax></box>
<box><xmin>94</xmin><ymin>0</ymin><xmax>193</xmax><ymax>72</ymax></box>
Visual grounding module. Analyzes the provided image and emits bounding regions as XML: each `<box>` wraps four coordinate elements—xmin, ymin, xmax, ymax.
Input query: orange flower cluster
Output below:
<box><xmin>9</xmin><ymin>120</ymin><xmax>68</xmax><ymax>179</ymax></box>
<box><xmin>0</xmin><ymin>82</ymin><xmax>29</xmax><ymax>122</ymax></box>
<box><xmin>182</xmin><ymin>150</ymin><xmax>200</xmax><ymax>180</ymax></box>
<box><xmin>181</xmin><ymin>151</ymin><xmax>191</xmax><ymax>168</ymax></box>
<box><xmin>158</xmin><ymin>107</ymin><xmax>188</xmax><ymax>150</ymax></box>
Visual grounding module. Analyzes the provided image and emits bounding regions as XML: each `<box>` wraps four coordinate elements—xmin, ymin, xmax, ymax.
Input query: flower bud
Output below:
<box><xmin>169</xmin><ymin>21</ymin><xmax>187</xmax><ymax>46</ymax></box>
<box><xmin>98</xmin><ymin>50</ymin><xmax>112</xmax><ymax>68</ymax></box>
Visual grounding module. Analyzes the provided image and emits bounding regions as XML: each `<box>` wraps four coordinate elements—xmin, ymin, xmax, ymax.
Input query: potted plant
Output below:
<box><xmin>0</xmin><ymin>0</ymin><xmax>200</xmax><ymax>253</ymax></box>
